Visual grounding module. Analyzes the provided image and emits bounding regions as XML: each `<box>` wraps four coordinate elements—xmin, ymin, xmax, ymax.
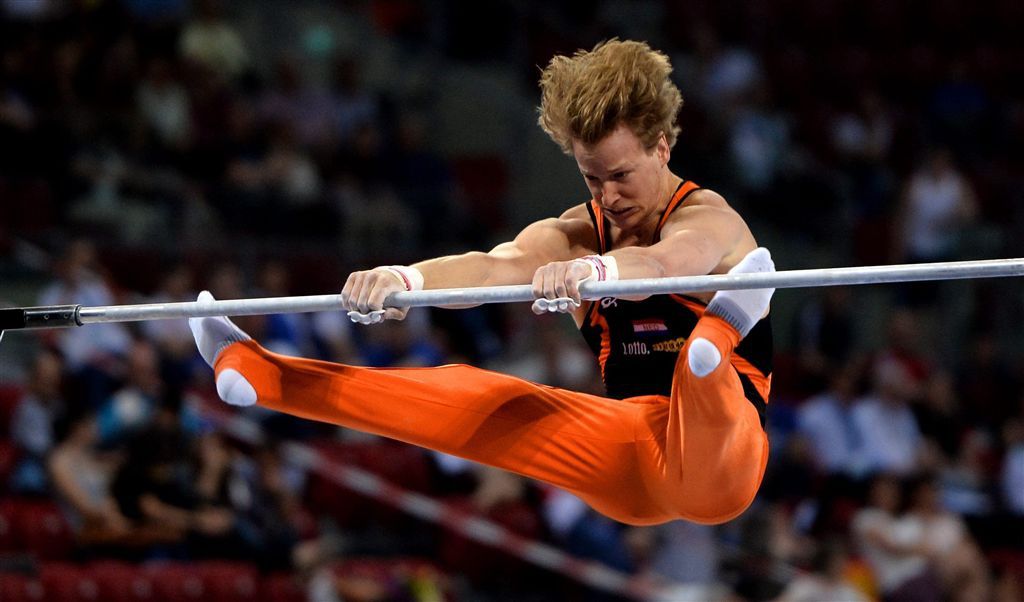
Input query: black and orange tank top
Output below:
<box><xmin>578</xmin><ymin>181</ymin><xmax>773</xmax><ymax>422</ymax></box>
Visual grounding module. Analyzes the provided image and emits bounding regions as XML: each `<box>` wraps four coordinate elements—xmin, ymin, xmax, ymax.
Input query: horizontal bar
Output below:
<box><xmin>64</xmin><ymin>257</ymin><xmax>1024</xmax><ymax>326</ymax></box>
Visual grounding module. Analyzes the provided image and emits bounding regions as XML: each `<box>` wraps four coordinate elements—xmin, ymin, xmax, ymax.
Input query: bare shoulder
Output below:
<box><xmin>686</xmin><ymin>188</ymin><xmax>737</xmax><ymax>211</ymax></box>
<box><xmin>668</xmin><ymin>188</ymin><xmax>746</xmax><ymax>227</ymax></box>
<box><xmin>662</xmin><ymin>188</ymin><xmax>757</xmax><ymax>270</ymax></box>
<box><xmin>509</xmin><ymin>203</ymin><xmax>597</xmax><ymax>255</ymax></box>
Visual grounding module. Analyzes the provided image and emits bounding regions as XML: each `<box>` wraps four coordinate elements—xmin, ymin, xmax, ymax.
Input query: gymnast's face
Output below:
<box><xmin>573</xmin><ymin>123</ymin><xmax>671</xmax><ymax>233</ymax></box>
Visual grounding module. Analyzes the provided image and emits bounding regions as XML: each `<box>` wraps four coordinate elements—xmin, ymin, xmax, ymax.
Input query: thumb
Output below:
<box><xmin>384</xmin><ymin>307</ymin><xmax>409</xmax><ymax>321</ymax></box>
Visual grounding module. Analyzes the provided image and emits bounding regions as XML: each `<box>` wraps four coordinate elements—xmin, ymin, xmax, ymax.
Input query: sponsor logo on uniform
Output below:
<box><xmin>621</xmin><ymin>341</ymin><xmax>651</xmax><ymax>355</ymax></box>
<box><xmin>652</xmin><ymin>337</ymin><xmax>687</xmax><ymax>353</ymax></box>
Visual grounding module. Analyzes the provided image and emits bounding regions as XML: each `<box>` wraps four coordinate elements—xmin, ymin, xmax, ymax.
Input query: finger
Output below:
<box><xmin>355</xmin><ymin>272</ymin><xmax>382</xmax><ymax>313</ymax></box>
<box><xmin>543</xmin><ymin>266</ymin><xmax>560</xmax><ymax>300</ymax></box>
<box><xmin>343</xmin><ymin>271</ymin><xmax>367</xmax><ymax>311</ymax></box>
<box><xmin>552</xmin><ymin>264</ymin><xmax>569</xmax><ymax>299</ymax></box>
<box><xmin>531</xmin><ymin>298</ymin><xmax>548</xmax><ymax>315</ymax></box>
<box><xmin>367</xmin><ymin>279</ymin><xmax>396</xmax><ymax>312</ymax></box>
<box><xmin>383</xmin><ymin>307</ymin><xmax>408</xmax><ymax>321</ymax></box>
<box><xmin>531</xmin><ymin>267</ymin><xmax>546</xmax><ymax>300</ymax></box>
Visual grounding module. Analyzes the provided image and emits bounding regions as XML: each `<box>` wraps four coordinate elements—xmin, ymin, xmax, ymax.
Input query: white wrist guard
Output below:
<box><xmin>575</xmin><ymin>255</ymin><xmax>619</xmax><ymax>283</ymax></box>
<box><xmin>378</xmin><ymin>265</ymin><xmax>424</xmax><ymax>291</ymax></box>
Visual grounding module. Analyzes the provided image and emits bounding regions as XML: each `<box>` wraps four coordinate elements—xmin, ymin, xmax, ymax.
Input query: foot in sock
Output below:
<box><xmin>188</xmin><ymin>291</ymin><xmax>258</xmax><ymax>406</ymax></box>
<box><xmin>688</xmin><ymin>248</ymin><xmax>775</xmax><ymax>377</ymax></box>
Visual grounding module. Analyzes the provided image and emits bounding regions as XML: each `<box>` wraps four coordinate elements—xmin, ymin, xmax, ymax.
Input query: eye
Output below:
<box><xmin>584</xmin><ymin>175</ymin><xmax>600</xmax><ymax>183</ymax></box>
<box><xmin>613</xmin><ymin>171</ymin><xmax>629</xmax><ymax>180</ymax></box>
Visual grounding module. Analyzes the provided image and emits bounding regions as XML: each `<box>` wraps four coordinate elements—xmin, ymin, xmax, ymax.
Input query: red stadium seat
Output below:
<box><xmin>0</xmin><ymin>385</ymin><xmax>23</xmax><ymax>435</ymax></box>
<box><xmin>195</xmin><ymin>561</ymin><xmax>259</xmax><ymax>601</ymax></box>
<box><xmin>306</xmin><ymin>440</ymin><xmax>432</xmax><ymax>528</ymax></box>
<box><xmin>0</xmin><ymin>499</ymin><xmax>17</xmax><ymax>553</ymax></box>
<box><xmin>145</xmin><ymin>562</ymin><xmax>208</xmax><ymax>600</ymax></box>
<box><xmin>261</xmin><ymin>572</ymin><xmax>305</xmax><ymax>602</ymax></box>
<box><xmin>438</xmin><ymin>498</ymin><xmax>542</xmax><ymax>582</ymax></box>
<box><xmin>90</xmin><ymin>561</ymin><xmax>157</xmax><ymax>601</ymax></box>
<box><xmin>40</xmin><ymin>563</ymin><xmax>102</xmax><ymax>601</ymax></box>
<box><xmin>0</xmin><ymin>572</ymin><xmax>47</xmax><ymax>602</ymax></box>
<box><xmin>14</xmin><ymin>501</ymin><xmax>74</xmax><ymax>560</ymax></box>
<box><xmin>0</xmin><ymin>441</ymin><xmax>19</xmax><ymax>490</ymax></box>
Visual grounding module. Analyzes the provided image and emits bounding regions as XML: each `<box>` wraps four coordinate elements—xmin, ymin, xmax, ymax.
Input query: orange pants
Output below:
<box><xmin>214</xmin><ymin>314</ymin><xmax>770</xmax><ymax>525</ymax></box>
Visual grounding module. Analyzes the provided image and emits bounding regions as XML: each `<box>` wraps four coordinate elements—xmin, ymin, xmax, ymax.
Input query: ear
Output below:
<box><xmin>656</xmin><ymin>132</ymin><xmax>670</xmax><ymax>166</ymax></box>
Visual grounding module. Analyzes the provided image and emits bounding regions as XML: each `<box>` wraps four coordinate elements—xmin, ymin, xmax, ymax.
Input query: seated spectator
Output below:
<box><xmin>95</xmin><ymin>339</ymin><xmax>164</xmax><ymax>445</ymax></box>
<box><xmin>38</xmin><ymin>240</ymin><xmax>132</xmax><ymax>405</ymax></box>
<box><xmin>111</xmin><ymin>392</ymin><xmax>244</xmax><ymax>560</ymax></box>
<box><xmin>778</xmin><ymin>539</ymin><xmax>869</xmax><ymax>602</ymax></box>
<box><xmin>1002</xmin><ymin>417</ymin><xmax>1024</xmax><ymax>515</ymax></box>
<box><xmin>48</xmin><ymin>411</ymin><xmax>133</xmax><ymax>546</ymax></box>
<box><xmin>225</xmin><ymin>439</ymin><xmax>328</xmax><ymax>572</ymax></box>
<box><xmin>851</xmin><ymin>474</ymin><xmax>941</xmax><ymax>602</ymax></box>
<box><xmin>791</xmin><ymin>287</ymin><xmax>856</xmax><ymax>392</ymax></box>
<box><xmin>178</xmin><ymin>0</ymin><xmax>248</xmax><ymax>82</ymax></box>
<box><xmin>852</xmin><ymin>359</ymin><xmax>929</xmax><ymax>476</ymax></box>
<box><xmin>9</xmin><ymin>350</ymin><xmax>66</xmax><ymax>495</ymax></box>
<box><xmin>902</xmin><ymin>476</ymin><xmax>992</xmax><ymax>602</ymax></box>
<box><xmin>797</xmin><ymin>362</ymin><xmax>866</xmax><ymax>477</ymax></box>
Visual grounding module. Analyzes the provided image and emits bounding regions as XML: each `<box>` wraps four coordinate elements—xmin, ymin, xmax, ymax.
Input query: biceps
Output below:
<box><xmin>648</xmin><ymin>230</ymin><xmax>725</xmax><ymax>276</ymax></box>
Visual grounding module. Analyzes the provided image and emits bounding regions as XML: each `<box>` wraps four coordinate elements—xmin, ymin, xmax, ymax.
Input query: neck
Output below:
<box><xmin>631</xmin><ymin>170</ymin><xmax>683</xmax><ymax>243</ymax></box>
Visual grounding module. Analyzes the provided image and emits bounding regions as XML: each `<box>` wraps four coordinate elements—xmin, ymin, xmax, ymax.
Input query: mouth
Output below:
<box><xmin>604</xmin><ymin>206</ymin><xmax>636</xmax><ymax>220</ymax></box>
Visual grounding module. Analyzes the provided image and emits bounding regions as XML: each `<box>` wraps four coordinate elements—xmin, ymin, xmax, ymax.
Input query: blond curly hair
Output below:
<box><xmin>538</xmin><ymin>39</ymin><xmax>683</xmax><ymax>155</ymax></box>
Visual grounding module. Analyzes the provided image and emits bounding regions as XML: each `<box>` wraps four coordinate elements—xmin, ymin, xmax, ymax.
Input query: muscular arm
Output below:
<box><xmin>413</xmin><ymin>217</ymin><xmax>588</xmax><ymax>289</ymax></box>
<box><xmin>342</xmin><ymin>212</ymin><xmax>593</xmax><ymax>316</ymax></box>
<box><xmin>607</xmin><ymin>190</ymin><xmax>754</xmax><ymax>279</ymax></box>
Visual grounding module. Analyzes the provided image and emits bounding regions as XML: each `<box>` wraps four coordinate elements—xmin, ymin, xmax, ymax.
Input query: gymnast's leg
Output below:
<box><xmin>190</xmin><ymin>293</ymin><xmax>667</xmax><ymax>524</ymax></box>
<box><xmin>646</xmin><ymin>248</ymin><xmax>775</xmax><ymax>523</ymax></box>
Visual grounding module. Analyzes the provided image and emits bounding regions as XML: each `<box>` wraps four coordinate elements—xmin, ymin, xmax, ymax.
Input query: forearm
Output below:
<box><xmin>414</xmin><ymin>249</ymin><xmax>540</xmax><ymax>289</ymax></box>
<box><xmin>413</xmin><ymin>252</ymin><xmax>505</xmax><ymax>289</ymax></box>
<box><xmin>604</xmin><ymin>244</ymin><xmax>722</xmax><ymax>280</ymax></box>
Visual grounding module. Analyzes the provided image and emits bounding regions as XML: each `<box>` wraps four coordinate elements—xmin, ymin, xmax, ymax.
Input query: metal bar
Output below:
<box><xmin>25</xmin><ymin>257</ymin><xmax>1024</xmax><ymax>327</ymax></box>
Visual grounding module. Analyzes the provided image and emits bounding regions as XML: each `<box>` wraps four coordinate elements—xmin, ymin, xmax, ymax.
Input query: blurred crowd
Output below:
<box><xmin>3</xmin><ymin>1</ymin><xmax>1024</xmax><ymax>601</ymax></box>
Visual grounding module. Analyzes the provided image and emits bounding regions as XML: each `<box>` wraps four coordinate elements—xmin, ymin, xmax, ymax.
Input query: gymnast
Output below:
<box><xmin>190</xmin><ymin>39</ymin><xmax>775</xmax><ymax>526</ymax></box>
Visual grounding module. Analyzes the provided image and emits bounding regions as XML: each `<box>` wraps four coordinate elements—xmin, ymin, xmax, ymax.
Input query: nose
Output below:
<box><xmin>600</xmin><ymin>181</ymin><xmax>620</xmax><ymax>206</ymax></box>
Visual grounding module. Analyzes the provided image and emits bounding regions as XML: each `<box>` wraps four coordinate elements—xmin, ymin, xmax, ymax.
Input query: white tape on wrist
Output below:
<box><xmin>575</xmin><ymin>255</ymin><xmax>619</xmax><ymax>283</ymax></box>
<box><xmin>379</xmin><ymin>265</ymin><xmax>424</xmax><ymax>291</ymax></box>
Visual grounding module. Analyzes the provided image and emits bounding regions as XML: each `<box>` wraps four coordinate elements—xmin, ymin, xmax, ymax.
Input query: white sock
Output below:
<box><xmin>688</xmin><ymin>248</ymin><xmax>775</xmax><ymax>378</ymax></box>
<box><xmin>705</xmin><ymin>247</ymin><xmax>775</xmax><ymax>338</ymax></box>
<box><xmin>687</xmin><ymin>337</ymin><xmax>722</xmax><ymax>378</ymax></box>
<box><xmin>188</xmin><ymin>291</ymin><xmax>257</xmax><ymax>406</ymax></box>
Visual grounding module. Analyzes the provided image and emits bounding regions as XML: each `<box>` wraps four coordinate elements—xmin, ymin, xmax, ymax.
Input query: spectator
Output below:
<box><xmin>852</xmin><ymin>359</ymin><xmax>928</xmax><ymax>476</ymax></box>
<box><xmin>48</xmin><ymin>411</ymin><xmax>133</xmax><ymax>545</ymax></box>
<box><xmin>95</xmin><ymin>339</ymin><xmax>163</xmax><ymax>446</ymax></box>
<box><xmin>797</xmin><ymin>362</ymin><xmax>867</xmax><ymax>477</ymax></box>
<box><xmin>225</xmin><ymin>440</ymin><xmax>325</xmax><ymax>571</ymax></box>
<box><xmin>1002</xmin><ymin>417</ymin><xmax>1024</xmax><ymax>515</ymax></box>
<box><xmin>9</xmin><ymin>350</ymin><xmax>66</xmax><ymax>494</ymax></box>
<box><xmin>137</xmin><ymin>57</ymin><xmax>192</xmax><ymax>150</ymax></box>
<box><xmin>791</xmin><ymin>287</ymin><xmax>857</xmax><ymax>392</ymax></box>
<box><xmin>37</xmin><ymin>240</ymin><xmax>132</xmax><ymax>404</ymax></box>
<box><xmin>851</xmin><ymin>475</ymin><xmax>942</xmax><ymax>602</ymax></box>
<box><xmin>778</xmin><ymin>539</ymin><xmax>869</xmax><ymax>602</ymax></box>
<box><xmin>895</xmin><ymin>149</ymin><xmax>977</xmax><ymax>265</ymax></box>
<box><xmin>329</xmin><ymin>56</ymin><xmax>379</xmax><ymax>145</ymax></box>
<box><xmin>141</xmin><ymin>264</ymin><xmax>197</xmax><ymax>363</ymax></box>
<box><xmin>179</xmin><ymin>0</ymin><xmax>248</xmax><ymax>81</ymax></box>
<box><xmin>902</xmin><ymin>476</ymin><xmax>992</xmax><ymax>602</ymax></box>
<box><xmin>111</xmin><ymin>394</ymin><xmax>243</xmax><ymax>560</ymax></box>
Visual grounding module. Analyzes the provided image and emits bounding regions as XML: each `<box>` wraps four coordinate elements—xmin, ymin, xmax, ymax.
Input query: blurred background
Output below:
<box><xmin>1</xmin><ymin>0</ymin><xmax>1024</xmax><ymax>600</ymax></box>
